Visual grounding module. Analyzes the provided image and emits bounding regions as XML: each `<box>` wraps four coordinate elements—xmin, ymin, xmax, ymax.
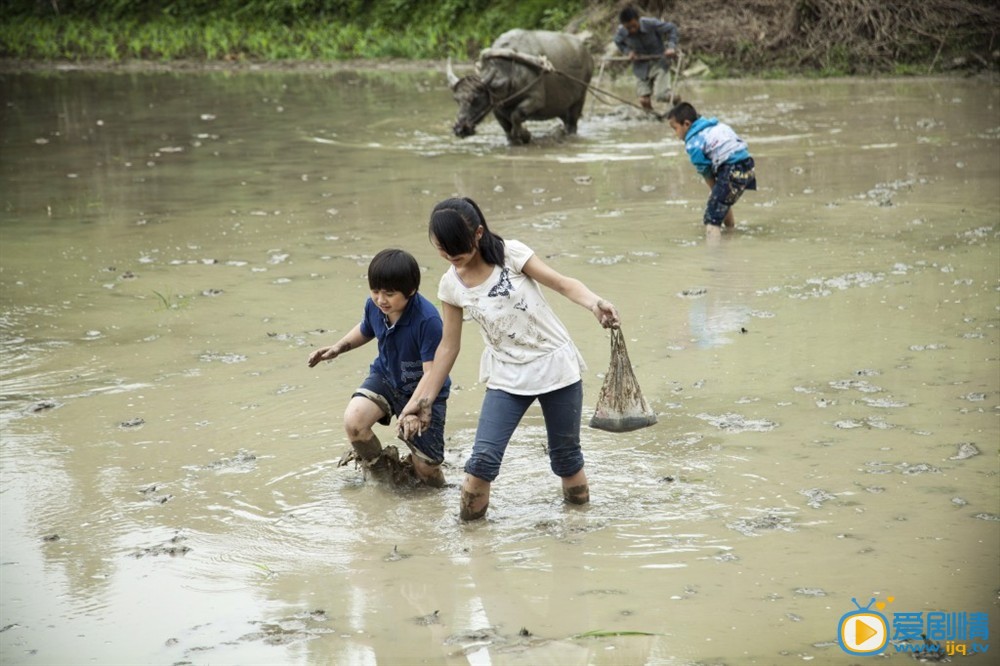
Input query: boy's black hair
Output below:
<box><xmin>666</xmin><ymin>101</ymin><xmax>699</xmax><ymax>125</ymax></box>
<box><xmin>429</xmin><ymin>197</ymin><xmax>505</xmax><ymax>267</ymax></box>
<box><xmin>367</xmin><ymin>248</ymin><xmax>420</xmax><ymax>296</ymax></box>
<box><xmin>619</xmin><ymin>6</ymin><xmax>639</xmax><ymax>23</ymax></box>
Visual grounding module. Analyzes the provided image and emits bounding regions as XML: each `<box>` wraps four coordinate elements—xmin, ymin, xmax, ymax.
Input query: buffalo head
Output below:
<box><xmin>447</xmin><ymin>57</ymin><xmax>494</xmax><ymax>138</ymax></box>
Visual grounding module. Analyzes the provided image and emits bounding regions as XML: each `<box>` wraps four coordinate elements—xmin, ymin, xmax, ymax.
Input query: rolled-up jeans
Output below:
<box><xmin>464</xmin><ymin>380</ymin><xmax>584</xmax><ymax>482</ymax></box>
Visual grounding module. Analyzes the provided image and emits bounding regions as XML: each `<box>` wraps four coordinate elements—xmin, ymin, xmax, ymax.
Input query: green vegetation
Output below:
<box><xmin>151</xmin><ymin>290</ymin><xmax>187</xmax><ymax>310</ymax></box>
<box><xmin>0</xmin><ymin>0</ymin><xmax>589</xmax><ymax>61</ymax></box>
<box><xmin>1</xmin><ymin>0</ymin><xmax>997</xmax><ymax>75</ymax></box>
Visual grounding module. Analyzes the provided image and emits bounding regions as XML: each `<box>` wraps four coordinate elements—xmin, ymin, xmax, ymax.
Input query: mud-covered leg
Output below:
<box><xmin>411</xmin><ymin>456</ymin><xmax>445</xmax><ymax>488</ymax></box>
<box><xmin>507</xmin><ymin>108</ymin><xmax>532</xmax><ymax>145</ymax></box>
<box><xmin>563</xmin><ymin>97</ymin><xmax>585</xmax><ymax>135</ymax></box>
<box><xmin>460</xmin><ymin>474</ymin><xmax>490</xmax><ymax>521</ymax></box>
<box><xmin>494</xmin><ymin>112</ymin><xmax>516</xmax><ymax>144</ymax></box>
<box><xmin>349</xmin><ymin>434</ymin><xmax>382</xmax><ymax>460</ymax></box>
<box><xmin>343</xmin><ymin>395</ymin><xmax>390</xmax><ymax>480</ymax></box>
<box><xmin>562</xmin><ymin>468</ymin><xmax>590</xmax><ymax>505</ymax></box>
<box><xmin>351</xmin><ymin>434</ymin><xmax>394</xmax><ymax>481</ymax></box>
<box><xmin>722</xmin><ymin>209</ymin><xmax>736</xmax><ymax>229</ymax></box>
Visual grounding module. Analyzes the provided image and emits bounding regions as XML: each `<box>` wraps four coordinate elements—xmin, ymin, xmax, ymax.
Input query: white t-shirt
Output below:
<box><xmin>437</xmin><ymin>239</ymin><xmax>586</xmax><ymax>395</ymax></box>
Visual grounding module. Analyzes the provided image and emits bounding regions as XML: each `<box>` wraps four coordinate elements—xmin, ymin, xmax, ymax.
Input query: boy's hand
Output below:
<box><xmin>398</xmin><ymin>398</ymin><xmax>432</xmax><ymax>439</ymax></box>
<box><xmin>398</xmin><ymin>414</ymin><xmax>424</xmax><ymax>440</ymax></box>
<box><xmin>307</xmin><ymin>345</ymin><xmax>340</xmax><ymax>367</ymax></box>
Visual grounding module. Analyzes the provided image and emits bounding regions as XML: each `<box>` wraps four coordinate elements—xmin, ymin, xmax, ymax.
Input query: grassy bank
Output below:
<box><xmin>0</xmin><ymin>1</ymin><xmax>585</xmax><ymax>62</ymax></box>
<box><xmin>1</xmin><ymin>0</ymin><xmax>998</xmax><ymax>76</ymax></box>
<box><xmin>0</xmin><ymin>16</ymin><xmax>460</xmax><ymax>61</ymax></box>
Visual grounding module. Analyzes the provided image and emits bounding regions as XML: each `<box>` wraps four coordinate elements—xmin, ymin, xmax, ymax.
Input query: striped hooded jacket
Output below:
<box><xmin>684</xmin><ymin>117</ymin><xmax>751</xmax><ymax>178</ymax></box>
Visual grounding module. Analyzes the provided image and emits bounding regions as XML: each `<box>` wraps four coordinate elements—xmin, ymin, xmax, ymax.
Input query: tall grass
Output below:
<box><xmin>0</xmin><ymin>0</ymin><xmax>590</xmax><ymax>62</ymax></box>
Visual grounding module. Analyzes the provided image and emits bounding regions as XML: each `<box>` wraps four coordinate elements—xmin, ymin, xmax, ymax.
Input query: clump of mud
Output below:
<box><xmin>727</xmin><ymin>513</ymin><xmax>794</xmax><ymax>536</ymax></box>
<box><xmin>444</xmin><ymin>625</ymin><xmax>552</xmax><ymax>657</ymax></box>
<box><xmin>696</xmin><ymin>412</ymin><xmax>777</xmax><ymax>433</ymax></box>
<box><xmin>195</xmin><ymin>449</ymin><xmax>258</xmax><ymax>473</ymax></box>
<box><xmin>338</xmin><ymin>444</ymin><xmax>422</xmax><ymax>487</ymax></box>
<box><xmin>132</xmin><ymin>533</ymin><xmax>190</xmax><ymax>558</ymax></box>
<box><xmin>236</xmin><ymin>610</ymin><xmax>333</xmax><ymax>647</ymax></box>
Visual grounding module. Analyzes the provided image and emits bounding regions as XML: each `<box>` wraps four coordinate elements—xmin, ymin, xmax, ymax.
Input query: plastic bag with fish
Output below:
<box><xmin>590</xmin><ymin>327</ymin><xmax>657</xmax><ymax>432</ymax></box>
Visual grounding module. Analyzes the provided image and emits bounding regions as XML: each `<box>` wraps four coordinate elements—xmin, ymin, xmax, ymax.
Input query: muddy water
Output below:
<box><xmin>1</xmin><ymin>67</ymin><xmax>997</xmax><ymax>665</ymax></box>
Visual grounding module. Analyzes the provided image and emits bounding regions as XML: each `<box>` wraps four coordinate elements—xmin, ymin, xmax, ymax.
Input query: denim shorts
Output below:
<box><xmin>705</xmin><ymin>157</ymin><xmax>757</xmax><ymax>226</ymax></box>
<box><xmin>354</xmin><ymin>372</ymin><xmax>447</xmax><ymax>465</ymax></box>
<box><xmin>464</xmin><ymin>380</ymin><xmax>584</xmax><ymax>482</ymax></box>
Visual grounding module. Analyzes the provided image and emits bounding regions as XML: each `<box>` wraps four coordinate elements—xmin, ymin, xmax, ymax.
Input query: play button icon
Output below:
<box><xmin>855</xmin><ymin>618</ymin><xmax>878</xmax><ymax>644</ymax></box>
<box><xmin>839</xmin><ymin>611</ymin><xmax>888</xmax><ymax>654</ymax></box>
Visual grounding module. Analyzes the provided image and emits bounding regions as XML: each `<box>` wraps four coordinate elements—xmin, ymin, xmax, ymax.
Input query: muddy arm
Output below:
<box><xmin>521</xmin><ymin>255</ymin><xmax>620</xmax><ymax>328</ymax></box>
<box><xmin>307</xmin><ymin>322</ymin><xmax>371</xmax><ymax>367</ymax></box>
<box><xmin>400</xmin><ymin>302</ymin><xmax>463</xmax><ymax>425</ymax></box>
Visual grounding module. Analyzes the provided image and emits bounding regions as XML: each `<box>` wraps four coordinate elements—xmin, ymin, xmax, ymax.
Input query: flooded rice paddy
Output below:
<box><xmin>1</xmin><ymin>65</ymin><xmax>998</xmax><ymax>665</ymax></box>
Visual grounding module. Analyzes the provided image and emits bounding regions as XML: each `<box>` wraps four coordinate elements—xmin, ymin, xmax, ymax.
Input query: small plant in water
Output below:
<box><xmin>254</xmin><ymin>563</ymin><xmax>276</xmax><ymax>578</ymax></box>
<box><xmin>151</xmin><ymin>290</ymin><xmax>186</xmax><ymax>310</ymax></box>
<box><xmin>572</xmin><ymin>629</ymin><xmax>660</xmax><ymax>638</ymax></box>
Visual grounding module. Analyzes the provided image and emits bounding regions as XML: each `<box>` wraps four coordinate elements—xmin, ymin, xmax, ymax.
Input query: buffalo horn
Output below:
<box><xmin>446</xmin><ymin>57</ymin><xmax>460</xmax><ymax>89</ymax></box>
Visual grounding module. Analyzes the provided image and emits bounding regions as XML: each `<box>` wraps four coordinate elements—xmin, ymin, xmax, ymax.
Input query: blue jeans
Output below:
<box><xmin>354</xmin><ymin>372</ymin><xmax>447</xmax><ymax>464</ymax></box>
<box><xmin>464</xmin><ymin>381</ymin><xmax>584</xmax><ymax>482</ymax></box>
<box><xmin>705</xmin><ymin>157</ymin><xmax>757</xmax><ymax>226</ymax></box>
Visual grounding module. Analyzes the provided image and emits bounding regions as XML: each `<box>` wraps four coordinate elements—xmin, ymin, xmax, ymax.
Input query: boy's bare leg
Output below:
<box><xmin>705</xmin><ymin>224</ymin><xmax>723</xmax><ymax>242</ymax></box>
<box><xmin>723</xmin><ymin>209</ymin><xmax>736</xmax><ymax>228</ymax></box>
<box><xmin>344</xmin><ymin>396</ymin><xmax>386</xmax><ymax>458</ymax></box>
<box><xmin>349</xmin><ymin>434</ymin><xmax>382</xmax><ymax>460</ymax></box>
<box><xmin>562</xmin><ymin>468</ymin><xmax>590</xmax><ymax>505</ymax></box>
<box><xmin>411</xmin><ymin>456</ymin><xmax>445</xmax><ymax>488</ymax></box>
<box><xmin>343</xmin><ymin>396</ymin><xmax>391</xmax><ymax>479</ymax></box>
<box><xmin>460</xmin><ymin>474</ymin><xmax>491</xmax><ymax>521</ymax></box>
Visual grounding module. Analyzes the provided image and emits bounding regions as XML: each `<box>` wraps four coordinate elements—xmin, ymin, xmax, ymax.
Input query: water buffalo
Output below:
<box><xmin>447</xmin><ymin>29</ymin><xmax>593</xmax><ymax>145</ymax></box>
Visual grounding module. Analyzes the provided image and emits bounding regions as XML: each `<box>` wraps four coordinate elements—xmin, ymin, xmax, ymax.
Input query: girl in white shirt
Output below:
<box><xmin>400</xmin><ymin>197</ymin><xmax>620</xmax><ymax>521</ymax></box>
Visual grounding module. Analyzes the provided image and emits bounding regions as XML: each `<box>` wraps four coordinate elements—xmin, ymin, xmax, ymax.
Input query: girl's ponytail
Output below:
<box><xmin>461</xmin><ymin>198</ymin><xmax>505</xmax><ymax>265</ymax></box>
<box><xmin>429</xmin><ymin>197</ymin><xmax>505</xmax><ymax>266</ymax></box>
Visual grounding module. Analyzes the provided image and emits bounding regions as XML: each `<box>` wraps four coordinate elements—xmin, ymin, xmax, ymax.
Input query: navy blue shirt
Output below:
<box><xmin>359</xmin><ymin>292</ymin><xmax>451</xmax><ymax>400</ymax></box>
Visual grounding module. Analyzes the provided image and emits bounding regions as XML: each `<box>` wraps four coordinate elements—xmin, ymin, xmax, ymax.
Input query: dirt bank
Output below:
<box><xmin>577</xmin><ymin>0</ymin><xmax>1000</xmax><ymax>75</ymax></box>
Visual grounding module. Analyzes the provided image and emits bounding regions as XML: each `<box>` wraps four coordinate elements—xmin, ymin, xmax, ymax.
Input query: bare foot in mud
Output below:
<box><xmin>563</xmin><ymin>483</ymin><xmax>590</xmax><ymax>505</ymax></box>
<box><xmin>561</xmin><ymin>469</ymin><xmax>590</xmax><ymax>505</ymax></box>
<box><xmin>413</xmin><ymin>461</ymin><xmax>445</xmax><ymax>488</ymax></box>
<box><xmin>460</xmin><ymin>478</ymin><xmax>490</xmax><ymax>521</ymax></box>
<box><xmin>460</xmin><ymin>492</ymin><xmax>488</xmax><ymax>521</ymax></box>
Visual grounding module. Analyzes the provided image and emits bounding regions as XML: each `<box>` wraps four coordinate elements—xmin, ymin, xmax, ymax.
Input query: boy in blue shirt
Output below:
<box><xmin>667</xmin><ymin>102</ymin><xmax>757</xmax><ymax>239</ymax></box>
<box><xmin>308</xmin><ymin>249</ymin><xmax>450</xmax><ymax>486</ymax></box>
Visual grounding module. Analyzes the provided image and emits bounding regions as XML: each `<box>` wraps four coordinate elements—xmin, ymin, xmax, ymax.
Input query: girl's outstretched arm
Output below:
<box><xmin>399</xmin><ymin>301</ymin><xmax>463</xmax><ymax>435</ymax></box>
<box><xmin>522</xmin><ymin>254</ymin><xmax>620</xmax><ymax>328</ymax></box>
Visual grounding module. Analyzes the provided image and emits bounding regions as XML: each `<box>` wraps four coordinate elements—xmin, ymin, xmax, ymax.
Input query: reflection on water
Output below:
<box><xmin>1</xmin><ymin>67</ymin><xmax>998</xmax><ymax>665</ymax></box>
